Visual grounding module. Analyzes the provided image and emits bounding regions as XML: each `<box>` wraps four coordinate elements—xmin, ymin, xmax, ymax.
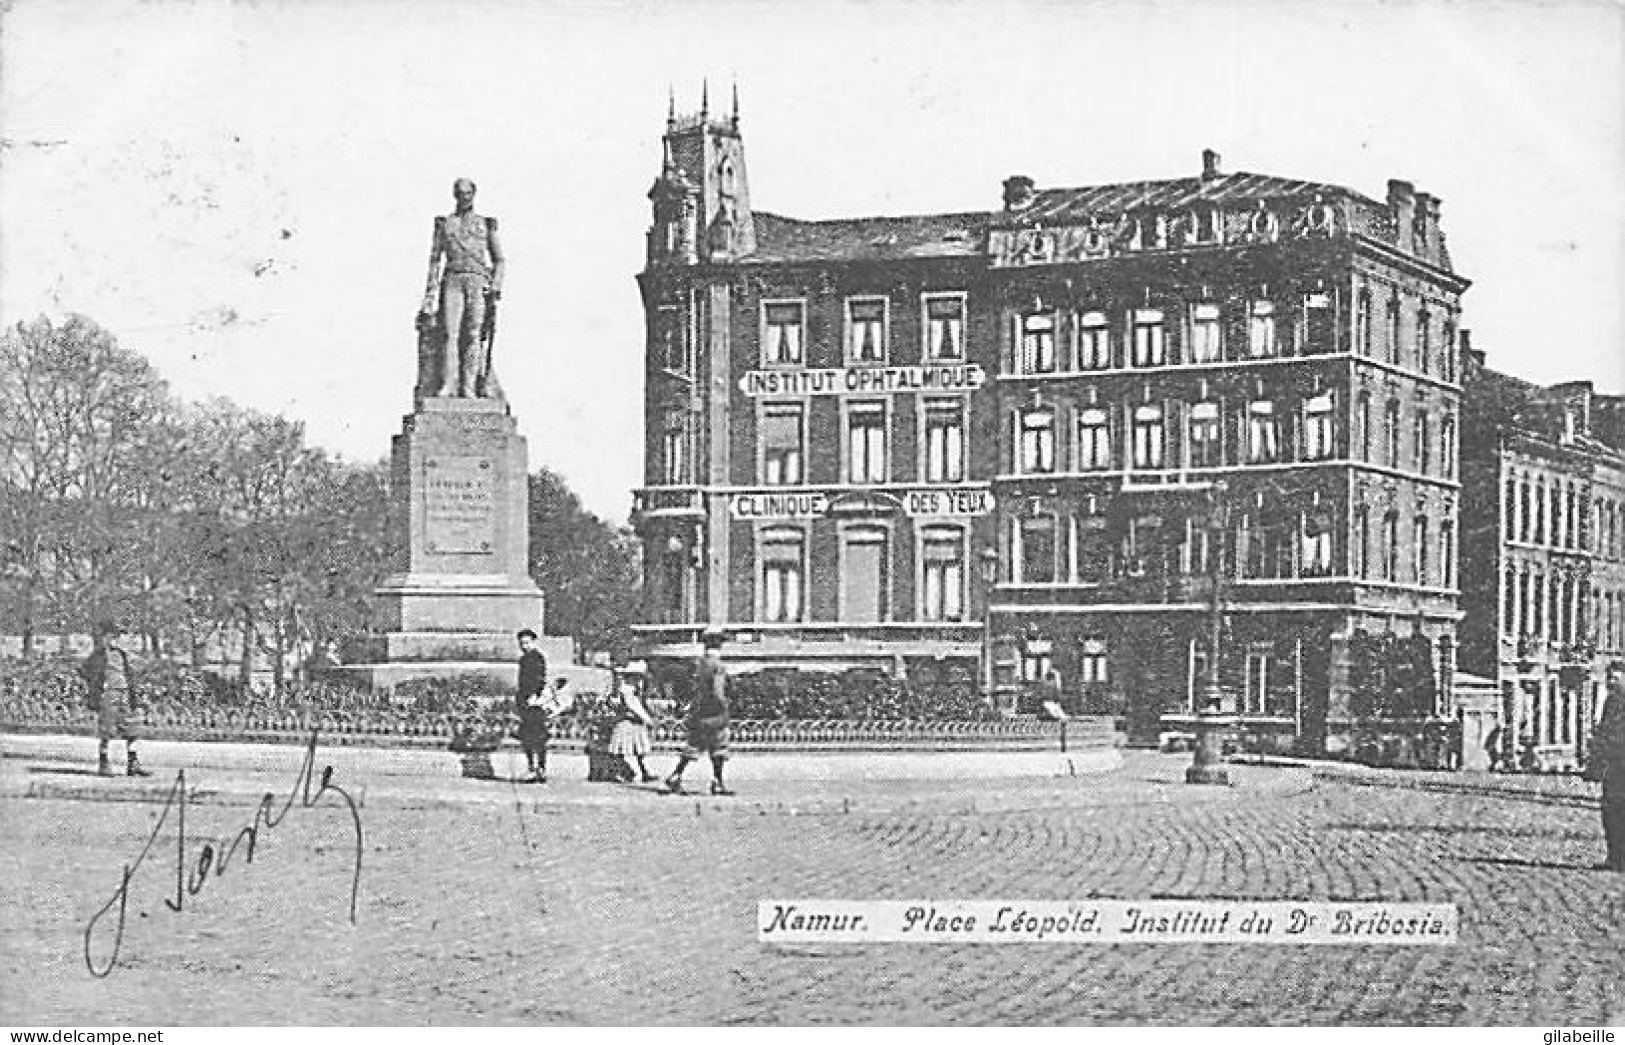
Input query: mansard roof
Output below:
<box><xmin>750</xmin><ymin>210</ymin><xmax>988</xmax><ymax>263</ymax></box>
<box><xmin>746</xmin><ymin>168</ymin><xmax>1383</xmax><ymax>264</ymax></box>
<box><xmin>1013</xmin><ymin>170</ymin><xmax>1380</xmax><ymax>225</ymax></box>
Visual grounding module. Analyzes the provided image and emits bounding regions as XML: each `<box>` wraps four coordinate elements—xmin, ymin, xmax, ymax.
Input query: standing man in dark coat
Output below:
<box><xmin>78</xmin><ymin>620</ymin><xmax>152</xmax><ymax>778</ymax></box>
<box><xmin>515</xmin><ymin>629</ymin><xmax>551</xmax><ymax>782</ymax></box>
<box><xmin>1591</xmin><ymin>667</ymin><xmax>1625</xmax><ymax>872</ymax></box>
<box><xmin>666</xmin><ymin>628</ymin><xmax>733</xmax><ymax>796</ymax></box>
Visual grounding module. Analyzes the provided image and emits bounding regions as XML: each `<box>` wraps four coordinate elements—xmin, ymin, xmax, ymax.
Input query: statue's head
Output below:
<box><xmin>452</xmin><ymin>178</ymin><xmax>477</xmax><ymax>209</ymax></box>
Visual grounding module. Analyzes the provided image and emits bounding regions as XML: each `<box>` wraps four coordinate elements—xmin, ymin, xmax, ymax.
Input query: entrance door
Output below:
<box><xmin>842</xmin><ymin>530</ymin><xmax>886</xmax><ymax>624</ymax></box>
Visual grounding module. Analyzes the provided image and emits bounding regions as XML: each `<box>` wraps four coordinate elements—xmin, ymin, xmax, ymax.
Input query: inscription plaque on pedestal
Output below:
<box><xmin>423</xmin><ymin>455</ymin><xmax>496</xmax><ymax>554</ymax></box>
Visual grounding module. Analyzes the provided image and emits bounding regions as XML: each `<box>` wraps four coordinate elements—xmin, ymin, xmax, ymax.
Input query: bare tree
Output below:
<box><xmin>0</xmin><ymin>315</ymin><xmax>170</xmax><ymax>654</ymax></box>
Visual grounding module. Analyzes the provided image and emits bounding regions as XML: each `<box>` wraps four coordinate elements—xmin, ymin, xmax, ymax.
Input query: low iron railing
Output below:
<box><xmin>0</xmin><ymin>695</ymin><xmax>1117</xmax><ymax>752</ymax></box>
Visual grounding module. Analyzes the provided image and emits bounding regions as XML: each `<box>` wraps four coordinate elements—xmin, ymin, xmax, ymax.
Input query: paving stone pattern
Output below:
<box><xmin>1</xmin><ymin>753</ymin><xmax>1620</xmax><ymax>1025</ymax></box>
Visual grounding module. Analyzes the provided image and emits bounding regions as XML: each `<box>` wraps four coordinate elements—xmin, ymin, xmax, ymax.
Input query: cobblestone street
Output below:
<box><xmin>2</xmin><ymin>750</ymin><xmax>1621</xmax><ymax>1025</ymax></box>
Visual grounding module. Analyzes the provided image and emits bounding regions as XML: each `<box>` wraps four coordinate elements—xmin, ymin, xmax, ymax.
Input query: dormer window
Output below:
<box><xmin>1250</xmin><ymin>206</ymin><xmax>1280</xmax><ymax>241</ymax></box>
<box><xmin>1185</xmin><ymin>207</ymin><xmax>1220</xmax><ymax>245</ymax></box>
<box><xmin>1135</xmin><ymin>212</ymin><xmax>1166</xmax><ymax>250</ymax></box>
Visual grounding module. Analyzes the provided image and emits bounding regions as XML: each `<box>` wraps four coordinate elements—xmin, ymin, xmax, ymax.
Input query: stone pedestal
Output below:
<box><xmin>336</xmin><ymin>396</ymin><xmax>557</xmax><ymax>691</ymax></box>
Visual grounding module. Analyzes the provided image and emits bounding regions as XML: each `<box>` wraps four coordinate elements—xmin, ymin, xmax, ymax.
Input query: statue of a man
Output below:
<box><xmin>420</xmin><ymin>177</ymin><xmax>506</xmax><ymax>397</ymax></box>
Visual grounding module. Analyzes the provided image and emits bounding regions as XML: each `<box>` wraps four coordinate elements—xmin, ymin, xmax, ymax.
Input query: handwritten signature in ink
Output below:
<box><xmin>83</xmin><ymin>730</ymin><xmax>363</xmax><ymax>977</ymax></box>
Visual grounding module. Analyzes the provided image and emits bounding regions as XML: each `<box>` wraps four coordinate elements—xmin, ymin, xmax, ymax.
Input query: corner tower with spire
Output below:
<box><xmin>647</xmin><ymin>82</ymin><xmax>755</xmax><ymax>266</ymax></box>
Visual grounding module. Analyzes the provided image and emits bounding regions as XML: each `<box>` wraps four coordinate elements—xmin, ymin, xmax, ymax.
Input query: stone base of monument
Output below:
<box><xmin>331</xmin><ymin>393</ymin><xmax>608</xmax><ymax>698</ymax></box>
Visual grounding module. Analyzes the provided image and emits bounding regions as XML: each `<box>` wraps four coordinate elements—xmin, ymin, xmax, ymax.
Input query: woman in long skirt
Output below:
<box><xmin>608</xmin><ymin>664</ymin><xmax>657</xmax><ymax>783</ymax></box>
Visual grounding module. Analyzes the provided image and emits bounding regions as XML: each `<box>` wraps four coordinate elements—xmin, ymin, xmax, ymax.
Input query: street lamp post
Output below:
<box><xmin>981</xmin><ymin>545</ymin><xmax>1000</xmax><ymax>714</ymax></box>
<box><xmin>1188</xmin><ymin>480</ymin><xmax>1233</xmax><ymax>785</ymax></box>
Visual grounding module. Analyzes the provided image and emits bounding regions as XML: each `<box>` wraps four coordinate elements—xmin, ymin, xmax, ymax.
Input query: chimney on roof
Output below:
<box><xmin>1201</xmin><ymin>149</ymin><xmax>1221</xmax><ymax>180</ymax></box>
<box><xmin>1003</xmin><ymin>175</ymin><xmax>1036</xmax><ymax>212</ymax></box>
<box><xmin>1460</xmin><ymin>329</ymin><xmax>1483</xmax><ymax>372</ymax></box>
<box><xmin>1387</xmin><ymin>179</ymin><xmax>1417</xmax><ymax>253</ymax></box>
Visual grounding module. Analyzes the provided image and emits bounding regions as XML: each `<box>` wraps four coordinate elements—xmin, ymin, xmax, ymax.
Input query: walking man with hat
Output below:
<box><xmin>78</xmin><ymin>620</ymin><xmax>152</xmax><ymax>778</ymax></box>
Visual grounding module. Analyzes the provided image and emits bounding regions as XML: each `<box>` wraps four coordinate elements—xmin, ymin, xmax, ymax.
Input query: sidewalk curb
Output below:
<box><xmin>1309</xmin><ymin>768</ymin><xmax>1601</xmax><ymax>810</ymax></box>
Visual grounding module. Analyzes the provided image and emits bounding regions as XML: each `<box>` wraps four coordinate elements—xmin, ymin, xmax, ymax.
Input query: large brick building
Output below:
<box><xmin>1458</xmin><ymin>359</ymin><xmax>1625</xmax><ymax>770</ymax></box>
<box><xmin>632</xmin><ymin>99</ymin><xmax>1469</xmax><ymax>750</ymax></box>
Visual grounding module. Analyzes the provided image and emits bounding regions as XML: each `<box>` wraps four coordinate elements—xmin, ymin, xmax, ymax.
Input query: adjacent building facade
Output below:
<box><xmin>632</xmin><ymin>99</ymin><xmax>1470</xmax><ymax>750</ymax></box>
<box><xmin>1459</xmin><ymin>361</ymin><xmax>1625</xmax><ymax>770</ymax></box>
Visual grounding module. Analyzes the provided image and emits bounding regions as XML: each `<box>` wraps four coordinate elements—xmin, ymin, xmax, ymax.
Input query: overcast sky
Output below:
<box><xmin>3</xmin><ymin>0</ymin><xmax>1622</xmax><ymax>522</ymax></box>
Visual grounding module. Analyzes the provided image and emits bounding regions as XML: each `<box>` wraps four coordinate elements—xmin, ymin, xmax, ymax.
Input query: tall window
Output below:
<box><xmin>1386</xmin><ymin>297</ymin><xmax>1402</xmax><ymax>365</ymax></box>
<box><xmin>1248</xmin><ymin>300</ymin><xmax>1277</xmax><ymax>357</ymax></box>
<box><xmin>1355</xmin><ymin>288</ymin><xmax>1372</xmax><ymax>356</ymax></box>
<box><xmin>1414</xmin><ymin>516</ymin><xmax>1430</xmax><ymax>585</ymax></box>
<box><xmin>662</xmin><ymin>410</ymin><xmax>688</xmax><ymax>484</ymax></box>
<box><xmin>657</xmin><ymin>305</ymin><xmax>686</xmax><ymax>373</ymax></box>
<box><xmin>1440</xmin><ymin>415</ymin><xmax>1456</xmax><ymax>479</ymax></box>
<box><xmin>920</xmin><ymin>528</ymin><xmax>965</xmax><ymax>622</ymax></box>
<box><xmin>1077</xmin><ymin>408</ymin><xmax>1112</xmax><ymax>470</ymax></box>
<box><xmin>1132</xmin><ymin>309</ymin><xmax>1165</xmax><ymax>367</ymax></box>
<box><xmin>846</xmin><ymin>402</ymin><xmax>887</xmax><ymax>483</ymax></box>
<box><xmin>763</xmin><ymin>301</ymin><xmax>805</xmax><ymax>365</ymax></box>
<box><xmin>1301</xmin><ymin>291</ymin><xmax>1334</xmax><ymax>353</ymax></box>
<box><xmin>1021</xmin><ymin>312</ymin><xmax>1057</xmax><ymax>373</ymax></box>
<box><xmin>922</xmin><ymin>400</ymin><xmax>965</xmax><ymax>482</ymax></box>
<box><xmin>1301</xmin><ymin>512</ymin><xmax>1333</xmax><ymax>576</ymax></box>
<box><xmin>1303</xmin><ymin>393</ymin><xmax>1335</xmax><ymax>460</ymax></box>
<box><xmin>1189</xmin><ymin>401</ymin><xmax>1222</xmax><ymax>467</ymax></box>
<box><xmin>1414</xmin><ymin>412</ymin><xmax>1430</xmax><ymax>474</ymax></box>
<box><xmin>1534</xmin><ymin>481</ymin><xmax>1547</xmax><ymax>545</ymax></box>
<box><xmin>1415</xmin><ymin>308</ymin><xmax>1431</xmax><ymax>374</ymax></box>
<box><xmin>1358</xmin><ymin>392</ymin><xmax>1372</xmax><ymax>461</ymax></box>
<box><xmin>1019</xmin><ymin>409</ymin><xmax>1055</xmax><ymax>474</ymax></box>
<box><xmin>1440</xmin><ymin>519</ymin><xmax>1456</xmax><ymax>589</ymax></box>
<box><xmin>1247</xmin><ymin>400</ymin><xmax>1280</xmax><ymax>463</ymax></box>
<box><xmin>1382</xmin><ymin>511</ymin><xmax>1399</xmax><ymax>581</ymax></box>
<box><xmin>1182</xmin><ymin>517</ymin><xmax>1214</xmax><ymax>575</ymax></box>
<box><xmin>923</xmin><ymin>294</ymin><xmax>965</xmax><ymax>361</ymax></box>
<box><xmin>846</xmin><ymin>298</ymin><xmax>887</xmax><ymax>363</ymax></box>
<box><xmin>1385</xmin><ymin>401</ymin><xmax>1401</xmax><ymax>467</ymax></box>
<box><xmin>1079</xmin><ymin>640</ymin><xmax>1108</xmax><ymax>685</ymax></box>
<box><xmin>761</xmin><ymin>404</ymin><xmax>804</xmax><ymax>485</ymax></box>
<box><xmin>761</xmin><ymin>529</ymin><xmax>805</xmax><ymax>623</ymax></box>
<box><xmin>1441</xmin><ymin>319</ymin><xmax>1456</xmax><ymax>382</ymax></box>
<box><xmin>1188</xmin><ymin>303</ymin><xmax>1222</xmax><ymax>363</ymax></box>
<box><xmin>1354</xmin><ymin>506</ymin><xmax>1370</xmax><ymax>579</ymax></box>
<box><xmin>1019</xmin><ymin>517</ymin><xmax>1057</xmax><ymax>583</ymax></box>
<box><xmin>1131</xmin><ymin>404</ymin><xmax>1165</xmax><ymax>469</ymax></box>
<box><xmin>1078</xmin><ymin>311</ymin><xmax>1111</xmax><ymax>369</ymax></box>
<box><xmin>660</xmin><ymin>548</ymin><xmax>687</xmax><ymax>623</ymax></box>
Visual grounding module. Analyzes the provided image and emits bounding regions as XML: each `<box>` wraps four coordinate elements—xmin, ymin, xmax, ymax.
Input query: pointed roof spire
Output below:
<box><xmin>700</xmin><ymin>78</ymin><xmax>709</xmax><ymax>122</ymax></box>
<box><xmin>731</xmin><ymin>79</ymin><xmax>740</xmax><ymax>130</ymax></box>
<box><xmin>666</xmin><ymin>85</ymin><xmax>676</xmax><ymax>129</ymax></box>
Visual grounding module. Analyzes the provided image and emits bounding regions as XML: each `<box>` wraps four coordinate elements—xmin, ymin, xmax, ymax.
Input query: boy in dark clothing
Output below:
<box><xmin>515</xmin><ymin>629</ymin><xmax>550</xmax><ymax>782</ymax></box>
<box><xmin>667</xmin><ymin>629</ymin><xmax>732</xmax><ymax>795</ymax></box>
